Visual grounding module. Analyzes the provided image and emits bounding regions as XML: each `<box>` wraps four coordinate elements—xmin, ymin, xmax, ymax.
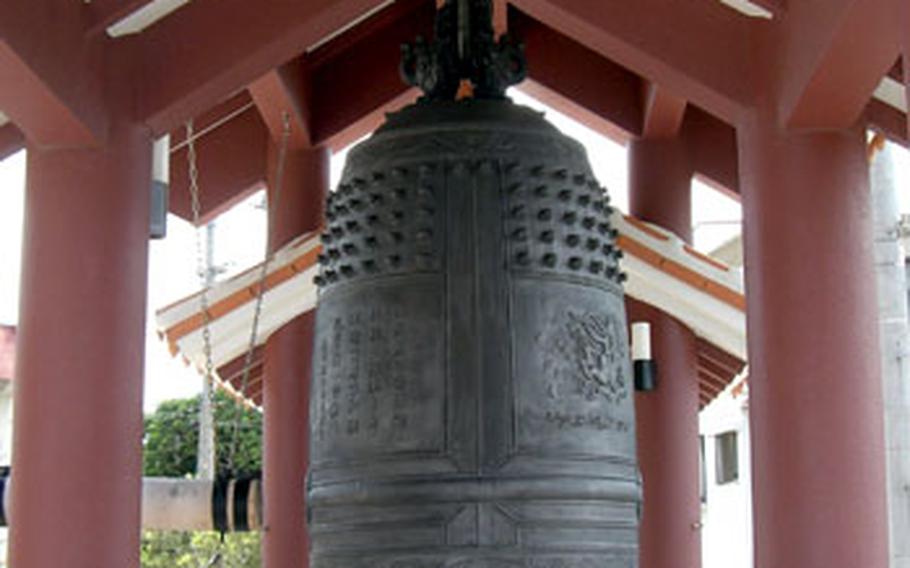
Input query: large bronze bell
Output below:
<box><xmin>309</xmin><ymin>1</ymin><xmax>640</xmax><ymax>565</ymax></box>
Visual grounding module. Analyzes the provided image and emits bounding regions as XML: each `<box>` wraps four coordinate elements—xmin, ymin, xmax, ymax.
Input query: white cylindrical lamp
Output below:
<box><xmin>631</xmin><ymin>321</ymin><xmax>657</xmax><ymax>391</ymax></box>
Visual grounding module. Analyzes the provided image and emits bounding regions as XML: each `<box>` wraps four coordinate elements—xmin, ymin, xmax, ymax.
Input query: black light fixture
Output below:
<box><xmin>633</xmin><ymin>321</ymin><xmax>657</xmax><ymax>391</ymax></box>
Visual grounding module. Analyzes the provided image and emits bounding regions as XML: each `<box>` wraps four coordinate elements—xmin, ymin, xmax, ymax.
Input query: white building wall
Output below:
<box><xmin>0</xmin><ymin>381</ymin><xmax>11</xmax><ymax>567</ymax></box>
<box><xmin>873</xmin><ymin>144</ymin><xmax>910</xmax><ymax>568</ymax></box>
<box><xmin>699</xmin><ymin>388</ymin><xmax>752</xmax><ymax>568</ymax></box>
<box><xmin>0</xmin><ymin>381</ymin><xmax>12</xmax><ymax>464</ymax></box>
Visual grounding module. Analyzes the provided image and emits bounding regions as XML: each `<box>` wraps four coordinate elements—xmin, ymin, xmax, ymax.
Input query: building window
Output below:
<box><xmin>699</xmin><ymin>435</ymin><xmax>707</xmax><ymax>502</ymax></box>
<box><xmin>715</xmin><ymin>431</ymin><xmax>739</xmax><ymax>485</ymax></box>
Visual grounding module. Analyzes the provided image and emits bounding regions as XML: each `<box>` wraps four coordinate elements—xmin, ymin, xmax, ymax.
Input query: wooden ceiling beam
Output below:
<box><xmin>865</xmin><ymin>98</ymin><xmax>909</xmax><ymax>148</ymax></box>
<box><xmin>82</xmin><ymin>0</ymin><xmax>156</xmax><ymax>36</ymax></box>
<box><xmin>249</xmin><ymin>59</ymin><xmax>314</xmax><ymax>149</ymax></box>
<box><xmin>0</xmin><ymin>0</ymin><xmax>109</xmax><ymax>146</ymax></box>
<box><xmin>887</xmin><ymin>57</ymin><xmax>903</xmax><ymax>83</ymax></box>
<box><xmin>135</xmin><ymin>0</ymin><xmax>394</xmax><ymax>135</ymax></box>
<box><xmin>224</xmin><ymin>365</ymin><xmax>263</xmax><ymax>395</ymax></box>
<box><xmin>641</xmin><ymin>82</ymin><xmax>687</xmax><ymax>139</ymax></box>
<box><xmin>168</xmin><ymin>93</ymin><xmax>270</xmax><ymax>224</ymax></box>
<box><xmin>698</xmin><ymin>356</ymin><xmax>738</xmax><ymax>388</ymax></box>
<box><xmin>749</xmin><ymin>0</ymin><xmax>785</xmax><ymax>16</ymax></box>
<box><xmin>318</xmin><ymin>88</ymin><xmax>420</xmax><ymax>154</ymax></box>
<box><xmin>305</xmin><ymin>0</ymin><xmax>427</xmax><ymax>67</ymax></box>
<box><xmin>217</xmin><ymin>346</ymin><xmax>264</xmax><ymax>386</ymax></box>
<box><xmin>168</xmin><ymin>91</ymin><xmax>255</xmax><ymax>148</ymax></box>
<box><xmin>697</xmin><ymin>338</ymin><xmax>746</xmax><ymax>375</ymax></box>
<box><xmin>165</xmin><ymin>0</ymin><xmax>430</xmax><ymax>221</ymax></box>
<box><xmin>507</xmin><ymin>8</ymin><xmax>739</xmax><ymax>196</ymax></box>
<box><xmin>307</xmin><ymin>0</ymin><xmax>435</xmax><ymax>147</ymax></box>
<box><xmin>0</xmin><ymin>123</ymin><xmax>25</xmax><ymax>161</ymax></box>
<box><xmin>773</xmin><ymin>0</ymin><xmax>899</xmax><ymax>129</ymax></box>
<box><xmin>510</xmin><ymin>0</ymin><xmax>755</xmax><ymax>124</ymax></box>
<box><xmin>682</xmin><ymin>106</ymin><xmax>740</xmax><ymax>196</ymax></box>
<box><xmin>697</xmin><ymin>372</ymin><xmax>725</xmax><ymax>397</ymax></box>
<box><xmin>517</xmin><ymin>80</ymin><xmax>634</xmax><ymax>144</ymax></box>
<box><xmin>509</xmin><ymin>8</ymin><xmax>643</xmax><ymax>141</ymax></box>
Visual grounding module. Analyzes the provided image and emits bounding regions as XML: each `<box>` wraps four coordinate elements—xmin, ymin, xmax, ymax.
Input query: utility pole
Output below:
<box><xmin>870</xmin><ymin>139</ymin><xmax>910</xmax><ymax>568</ymax></box>
<box><xmin>197</xmin><ymin>221</ymin><xmax>216</xmax><ymax>480</ymax></box>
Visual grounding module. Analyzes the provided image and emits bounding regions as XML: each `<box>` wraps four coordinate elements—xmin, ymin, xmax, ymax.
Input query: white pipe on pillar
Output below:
<box><xmin>870</xmin><ymin>141</ymin><xmax>910</xmax><ymax>568</ymax></box>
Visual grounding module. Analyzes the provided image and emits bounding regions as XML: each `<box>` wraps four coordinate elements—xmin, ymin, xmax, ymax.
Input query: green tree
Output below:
<box><xmin>143</xmin><ymin>391</ymin><xmax>262</xmax><ymax>478</ymax></box>
<box><xmin>141</xmin><ymin>391</ymin><xmax>263</xmax><ymax>568</ymax></box>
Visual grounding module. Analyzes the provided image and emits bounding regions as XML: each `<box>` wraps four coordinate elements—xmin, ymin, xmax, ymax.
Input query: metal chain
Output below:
<box><xmin>186</xmin><ymin>119</ymin><xmax>217</xmax><ymax>420</ymax></box>
<box><xmin>185</xmin><ymin>120</ymin><xmax>227</xmax><ymax>567</ymax></box>
<box><xmin>225</xmin><ymin>111</ymin><xmax>293</xmax><ymax>475</ymax></box>
<box><xmin>185</xmin><ymin>113</ymin><xmax>291</xmax><ymax>566</ymax></box>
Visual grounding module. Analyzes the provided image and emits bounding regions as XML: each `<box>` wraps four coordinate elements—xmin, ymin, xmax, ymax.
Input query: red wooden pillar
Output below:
<box><xmin>738</xmin><ymin>117</ymin><xmax>889</xmax><ymax>568</ymax></box>
<box><xmin>262</xmin><ymin>144</ymin><xmax>328</xmax><ymax>568</ymax></box>
<box><xmin>628</xmin><ymin>137</ymin><xmax>702</xmax><ymax>568</ymax></box>
<box><xmin>10</xmin><ymin>123</ymin><xmax>151</xmax><ymax>567</ymax></box>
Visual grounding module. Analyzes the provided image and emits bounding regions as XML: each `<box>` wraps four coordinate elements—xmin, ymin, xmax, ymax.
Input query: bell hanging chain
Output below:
<box><xmin>186</xmin><ymin>119</ymin><xmax>228</xmax><ymax>566</ymax></box>
<box><xmin>225</xmin><ymin>111</ymin><xmax>293</xmax><ymax>476</ymax></box>
<box><xmin>184</xmin><ymin>111</ymin><xmax>290</xmax><ymax>568</ymax></box>
<box><xmin>186</xmin><ymin>120</ymin><xmax>217</xmax><ymax>417</ymax></box>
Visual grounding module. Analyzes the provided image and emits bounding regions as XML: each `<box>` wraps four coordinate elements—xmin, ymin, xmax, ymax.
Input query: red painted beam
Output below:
<box><xmin>510</xmin><ymin>8</ymin><xmax>643</xmax><ymax>140</ymax></box>
<box><xmin>641</xmin><ymin>82</ymin><xmax>687</xmax><ymax>139</ymax></box>
<box><xmin>682</xmin><ymin>106</ymin><xmax>740</xmax><ymax>196</ymax></box>
<box><xmin>308</xmin><ymin>0</ymin><xmax>435</xmax><ymax>146</ymax></box>
<box><xmin>888</xmin><ymin>57</ymin><xmax>903</xmax><ymax>83</ymax></box>
<box><xmin>698</xmin><ymin>356</ymin><xmax>738</xmax><ymax>390</ymax></box>
<box><xmin>168</xmin><ymin>97</ymin><xmax>270</xmax><ymax>224</ymax></box>
<box><xmin>226</xmin><ymin>369</ymin><xmax>263</xmax><ymax>397</ymax></box>
<box><xmin>510</xmin><ymin>0</ymin><xmax>754</xmax><ymax>124</ymax></box>
<box><xmin>249</xmin><ymin>59</ymin><xmax>314</xmax><ymax>148</ymax></box>
<box><xmin>697</xmin><ymin>370</ymin><xmax>726</xmax><ymax>398</ymax></box>
<box><xmin>136</xmin><ymin>0</ymin><xmax>395</xmax><ymax>135</ymax></box>
<box><xmin>506</xmin><ymin>9</ymin><xmax>738</xmax><ymax>193</ymax></box>
<box><xmin>518</xmin><ymin>80</ymin><xmax>633</xmax><ymax>144</ymax></box>
<box><xmin>774</xmin><ymin>0</ymin><xmax>899</xmax><ymax>129</ymax></box>
<box><xmin>696</xmin><ymin>337</ymin><xmax>746</xmax><ymax>375</ymax></box>
<box><xmin>865</xmin><ymin>98</ymin><xmax>909</xmax><ymax>148</ymax></box>
<box><xmin>168</xmin><ymin>91</ymin><xmax>254</xmax><ymax>148</ymax></box>
<box><xmin>172</xmin><ymin>0</ymin><xmax>429</xmax><ymax>219</ymax></box>
<box><xmin>306</xmin><ymin>0</ymin><xmax>427</xmax><ymax>67</ymax></box>
<box><xmin>82</xmin><ymin>0</ymin><xmax>155</xmax><ymax>36</ymax></box>
<box><xmin>0</xmin><ymin>123</ymin><xmax>25</xmax><ymax>161</ymax></box>
<box><xmin>750</xmin><ymin>0</ymin><xmax>785</xmax><ymax>16</ymax></box>
<box><xmin>320</xmin><ymin>88</ymin><xmax>420</xmax><ymax>153</ymax></box>
<box><xmin>217</xmin><ymin>346</ymin><xmax>264</xmax><ymax>390</ymax></box>
<box><xmin>0</xmin><ymin>1</ymin><xmax>109</xmax><ymax>146</ymax></box>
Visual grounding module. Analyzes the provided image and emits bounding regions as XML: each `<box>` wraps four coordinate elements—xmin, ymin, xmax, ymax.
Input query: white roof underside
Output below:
<box><xmin>156</xmin><ymin>212</ymin><xmax>748</xmax><ymax>387</ymax></box>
